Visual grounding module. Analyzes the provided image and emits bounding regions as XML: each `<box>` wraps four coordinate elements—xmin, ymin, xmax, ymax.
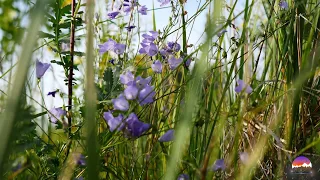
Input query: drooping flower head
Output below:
<box><xmin>112</xmin><ymin>94</ymin><xmax>130</xmax><ymax>111</ymax></box>
<box><xmin>168</xmin><ymin>56</ymin><xmax>183</xmax><ymax>70</ymax></box>
<box><xmin>138</xmin><ymin>5</ymin><xmax>148</xmax><ymax>15</ymax></box>
<box><xmin>125</xmin><ymin>113</ymin><xmax>150</xmax><ymax>137</ymax></box>
<box><xmin>235</xmin><ymin>79</ymin><xmax>253</xmax><ymax>94</ymax></box>
<box><xmin>125</xmin><ymin>25</ymin><xmax>136</xmax><ymax>32</ymax></box>
<box><xmin>167</xmin><ymin>41</ymin><xmax>181</xmax><ymax>52</ymax></box>
<box><xmin>212</xmin><ymin>159</ymin><xmax>226</xmax><ymax>171</ymax></box>
<box><xmin>47</xmin><ymin>90</ymin><xmax>58</xmax><ymax>97</ymax></box>
<box><xmin>138</xmin><ymin>85</ymin><xmax>155</xmax><ymax>105</ymax></box>
<box><xmin>124</xmin><ymin>83</ymin><xmax>139</xmax><ymax>100</ymax></box>
<box><xmin>48</xmin><ymin>107</ymin><xmax>66</xmax><ymax>123</ymax></box>
<box><xmin>36</xmin><ymin>60</ymin><xmax>50</xmax><ymax>79</ymax></box>
<box><xmin>159</xmin><ymin>129</ymin><xmax>174</xmax><ymax>142</ymax></box>
<box><xmin>177</xmin><ymin>174</ymin><xmax>189</xmax><ymax>180</ymax></box>
<box><xmin>151</xmin><ymin>60</ymin><xmax>163</xmax><ymax>73</ymax></box>
<box><xmin>108</xmin><ymin>11</ymin><xmax>120</xmax><ymax>19</ymax></box>
<box><xmin>120</xmin><ymin>71</ymin><xmax>135</xmax><ymax>85</ymax></box>
<box><xmin>103</xmin><ymin>111</ymin><xmax>125</xmax><ymax>131</ymax></box>
<box><xmin>77</xmin><ymin>154</ymin><xmax>86</xmax><ymax>166</ymax></box>
<box><xmin>99</xmin><ymin>38</ymin><xmax>126</xmax><ymax>55</ymax></box>
<box><xmin>158</xmin><ymin>0</ymin><xmax>171</xmax><ymax>7</ymax></box>
<box><xmin>279</xmin><ymin>1</ymin><xmax>288</xmax><ymax>10</ymax></box>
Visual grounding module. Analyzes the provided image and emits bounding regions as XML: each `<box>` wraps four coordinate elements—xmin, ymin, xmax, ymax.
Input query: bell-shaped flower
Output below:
<box><xmin>112</xmin><ymin>94</ymin><xmax>129</xmax><ymax>111</ymax></box>
<box><xmin>279</xmin><ymin>1</ymin><xmax>288</xmax><ymax>10</ymax></box>
<box><xmin>48</xmin><ymin>107</ymin><xmax>66</xmax><ymax>123</ymax></box>
<box><xmin>120</xmin><ymin>71</ymin><xmax>135</xmax><ymax>85</ymax></box>
<box><xmin>158</xmin><ymin>0</ymin><xmax>171</xmax><ymax>7</ymax></box>
<box><xmin>103</xmin><ymin>111</ymin><xmax>125</xmax><ymax>131</ymax></box>
<box><xmin>168</xmin><ymin>56</ymin><xmax>183</xmax><ymax>70</ymax></box>
<box><xmin>36</xmin><ymin>60</ymin><xmax>50</xmax><ymax>79</ymax></box>
<box><xmin>114</xmin><ymin>43</ymin><xmax>126</xmax><ymax>54</ymax></box>
<box><xmin>212</xmin><ymin>159</ymin><xmax>226</xmax><ymax>171</ymax></box>
<box><xmin>76</xmin><ymin>154</ymin><xmax>86</xmax><ymax>166</ymax></box>
<box><xmin>124</xmin><ymin>83</ymin><xmax>139</xmax><ymax>100</ymax></box>
<box><xmin>158</xmin><ymin>129</ymin><xmax>174</xmax><ymax>142</ymax></box>
<box><xmin>98</xmin><ymin>38</ymin><xmax>117</xmax><ymax>54</ymax></box>
<box><xmin>108</xmin><ymin>11</ymin><xmax>120</xmax><ymax>19</ymax></box>
<box><xmin>138</xmin><ymin>85</ymin><xmax>155</xmax><ymax>105</ymax></box>
<box><xmin>151</xmin><ymin>60</ymin><xmax>163</xmax><ymax>73</ymax></box>
<box><xmin>168</xmin><ymin>41</ymin><xmax>181</xmax><ymax>52</ymax></box>
<box><xmin>138</xmin><ymin>5</ymin><xmax>147</xmax><ymax>15</ymax></box>
<box><xmin>177</xmin><ymin>174</ymin><xmax>190</xmax><ymax>180</ymax></box>
<box><xmin>125</xmin><ymin>113</ymin><xmax>150</xmax><ymax>137</ymax></box>
<box><xmin>235</xmin><ymin>79</ymin><xmax>252</xmax><ymax>94</ymax></box>
<box><xmin>135</xmin><ymin>76</ymin><xmax>152</xmax><ymax>89</ymax></box>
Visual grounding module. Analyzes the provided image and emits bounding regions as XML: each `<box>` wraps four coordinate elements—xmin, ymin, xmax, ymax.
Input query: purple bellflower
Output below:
<box><xmin>141</xmin><ymin>43</ymin><xmax>158</xmax><ymax>56</ymax></box>
<box><xmin>138</xmin><ymin>85</ymin><xmax>155</xmax><ymax>105</ymax></box>
<box><xmin>158</xmin><ymin>0</ymin><xmax>171</xmax><ymax>7</ymax></box>
<box><xmin>48</xmin><ymin>107</ymin><xmax>66</xmax><ymax>124</ymax></box>
<box><xmin>112</xmin><ymin>94</ymin><xmax>130</xmax><ymax>111</ymax></box>
<box><xmin>47</xmin><ymin>90</ymin><xmax>58</xmax><ymax>97</ymax></box>
<box><xmin>212</xmin><ymin>159</ymin><xmax>226</xmax><ymax>171</ymax></box>
<box><xmin>108</xmin><ymin>11</ymin><xmax>120</xmax><ymax>19</ymax></box>
<box><xmin>124</xmin><ymin>83</ymin><xmax>139</xmax><ymax>100</ymax></box>
<box><xmin>159</xmin><ymin>129</ymin><xmax>174</xmax><ymax>142</ymax></box>
<box><xmin>36</xmin><ymin>60</ymin><xmax>50</xmax><ymax>79</ymax></box>
<box><xmin>138</xmin><ymin>5</ymin><xmax>147</xmax><ymax>15</ymax></box>
<box><xmin>103</xmin><ymin>111</ymin><xmax>125</xmax><ymax>132</ymax></box>
<box><xmin>279</xmin><ymin>1</ymin><xmax>288</xmax><ymax>10</ymax></box>
<box><xmin>151</xmin><ymin>60</ymin><xmax>163</xmax><ymax>73</ymax></box>
<box><xmin>125</xmin><ymin>113</ymin><xmax>150</xmax><ymax>137</ymax></box>
<box><xmin>99</xmin><ymin>38</ymin><xmax>126</xmax><ymax>55</ymax></box>
<box><xmin>177</xmin><ymin>174</ymin><xmax>190</xmax><ymax>180</ymax></box>
<box><xmin>135</xmin><ymin>76</ymin><xmax>152</xmax><ymax>89</ymax></box>
<box><xmin>235</xmin><ymin>79</ymin><xmax>253</xmax><ymax>94</ymax></box>
<box><xmin>217</xmin><ymin>30</ymin><xmax>227</xmax><ymax>37</ymax></box>
<box><xmin>125</xmin><ymin>25</ymin><xmax>136</xmax><ymax>32</ymax></box>
<box><xmin>120</xmin><ymin>71</ymin><xmax>135</xmax><ymax>85</ymax></box>
<box><xmin>168</xmin><ymin>56</ymin><xmax>183</xmax><ymax>70</ymax></box>
<box><xmin>168</xmin><ymin>41</ymin><xmax>181</xmax><ymax>52</ymax></box>
<box><xmin>77</xmin><ymin>154</ymin><xmax>86</xmax><ymax>166</ymax></box>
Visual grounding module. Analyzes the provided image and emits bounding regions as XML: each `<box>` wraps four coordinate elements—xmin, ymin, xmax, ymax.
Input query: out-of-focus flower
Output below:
<box><xmin>217</xmin><ymin>30</ymin><xmax>227</xmax><ymax>37</ymax></box>
<box><xmin>138</xmin><ymin>5</ymin><xmax>147</xmax><ymax>15</ymax></box>
<box><xmin>138</xmin><ymin>85</ymin><xmax>155</xmax><ymax>105</ymax></box>
<box><xmin>36</xmin><ymin>60</ymin><xmax>50</xmax><ymax>79</ymax></box>
<box><xmin>135</xmin><ymin>76</ymin><xmax>152</xmax><ymax>89</ymax></box>
<box><xmin>235</xmin><ymin>79</ymin><xmax>253</xmax><ymax>94</ymax></box>
<box><xmin>168</xmin><ymin>41</ymin><xmax>181</xmax><ymax>52</ymax></box>
<box><xmin>120</xmin><ymin>71</ymin><xmax>135</xmax><ymax>85</ymax></box>
<box><xmin>177</xmin><ymin>174</ymin><xmax>189</xmax><ymax>180</ymax></box>
<box><xmin>103</xmin><ymin>111</ymin><xmax>125</xmax><ymax>131</ymax></box>
<box><xmin>151</xmin><ymin>60</ymin><xmax>163</xmax><ymax>73</ymax></box>
<box><xmin>240</xmin><ymin>152</ymin><xmax>249</xmax><ymax>164</ymax></box>
<box><xmin>124</xmin><ymin>83</ymin><xmax>139</xmax><ymax>100</ymax></box>
<box><xmin>112</xmin><ymin>94</ymin><xmax>130</xmax><ymax>111</ymax></box>
<box><xmin>125</xmin><ymin>25</ymin><xmax>136</xmax><ymax>31</ymax></box>
<box><xmin>158</xmin><ymin>0</ymin><xmax>171</xmax><ymax>7</ymax></box>
<box><xmin>139</xmin><ymin>43</ymin><xmax>158</xmax><ymax>56</ymax></box>
<box><xmin>47</xmin><ymin>90</ymin><xmax>58</xmax><ymax>97</ymax></box>
<box><xmin>48</xmin><ymin>107</ymin><xmax>66</xmax><ymax>123</ymax></box>
<box><xmin>125</xmin><ymin>113</ymin><xmax>150</xmax><ymax>137</ymax></box>
<box><xmin>11</xmin><ymin>163</ymin><xmax>22</xmax><ymax>172</ymax></box>
<box><xmin>279</xmin><ymin>1</ymin><xmax>288</xmax><ymax>10</ymax></box>
<box><xmin>212</xmin><ymin>159</ymin><xmax>226</xmax><ymax>171</ymax></box>
<box><xmin>77</xmin><ymin>154</ymin><xmax>86</xmax><ymax>166</ymax></box>
<box><xmin>113</xmin><ymin>43</ymin><xmax>126</xmax><ymax>54</ymax></box>
<box><xmin>108</xmin><ymin>11</ymin><xmax>120</xmax><ymax>19</ymax></box>
<box><xmin>159</xmin><ymin>129</ymin><xmax>174</xmax><ymax>142</ymax></box>
<box><xmin>99</xmin><ymin>38</ymin><xmax>126</xmax><ymax>55</ymax></box>
<box><xmin>168</xmin><ymin>56</ymin><xmax>183</xmax><ymax>70</ymax></box>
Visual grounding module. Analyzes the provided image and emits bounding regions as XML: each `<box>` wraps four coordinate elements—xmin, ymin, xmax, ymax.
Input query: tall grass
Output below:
<box><xmin>0</xmin><ymin>0</ymin><xmax>319</xmax><ymax>179</ymax></box>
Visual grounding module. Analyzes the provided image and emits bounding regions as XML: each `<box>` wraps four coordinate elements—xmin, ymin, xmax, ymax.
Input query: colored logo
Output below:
<box><xmin>291</xmin><ymin>156</ymin><xmax>312</xmax><ymax>174</ymax></box>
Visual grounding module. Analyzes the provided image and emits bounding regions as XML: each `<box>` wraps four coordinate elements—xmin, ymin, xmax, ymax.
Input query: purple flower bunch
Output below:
<box><xmin>108</xmin><ymin>0</ymin><xmax>148</xmax><ymax>20</ymax></box>
<box><xmin>139</xmin><ymin>31</ymin><xmax>159</xmax><ymax>56</ymax></box>
<box><xmin>99</xmin><ymin>38</ymin><xmax>126</xmax><ymax>55</ymax></box>
<box><xmin>103</xmin><ymin>71</ymin><xmax>155</xmax><ymax>137</ymax></box>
